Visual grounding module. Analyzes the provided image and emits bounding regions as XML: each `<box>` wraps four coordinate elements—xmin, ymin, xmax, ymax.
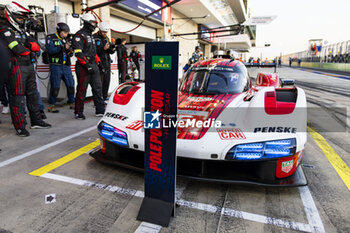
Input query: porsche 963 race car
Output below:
<box><xmin>90</xmin><ymin>59</ymin><xmax>307</xmax><ymax>186</ymax></box>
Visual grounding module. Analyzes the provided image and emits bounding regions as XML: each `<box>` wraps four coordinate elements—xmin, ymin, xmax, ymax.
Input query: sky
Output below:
<box><xmin>247</xmin><ymin>0</ymin><xmax>350</xmax><ymax>59</ymax></box>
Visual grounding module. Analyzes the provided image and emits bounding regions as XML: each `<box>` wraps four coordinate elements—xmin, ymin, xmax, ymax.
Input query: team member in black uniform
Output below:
<box><xmin>0</xmin><ymin>2</ymin><xmax>51</xmax><ymax>136</ymax></box>
<box><xmin>0</xmin><ymin>39</ymin><xmax>9</xmax><ymax>125</ymax></box>
<box><xmin>72</xmin><ymin>13</ymin><xmax>105</xmax><ymax>119</ymax></box>
<box><xmin>129</xmin><ymin>46</ymin><xmax>141</xmax><ymax>80</ymax></box>
<box><xmin>93</xmin><ymin>22</ymin><xmax>115</xmax><ymax>100</ymax></box>
<box><xmin>116</xmin><ymin>38</ymin><xmax>127</xmax><ymax>83</ymax></box>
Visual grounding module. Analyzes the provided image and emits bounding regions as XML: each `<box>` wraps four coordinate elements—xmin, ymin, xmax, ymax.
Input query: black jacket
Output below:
<box><xmin>93</xmin><ymin>33</ymin><xmax>115</xmax><ymax>68</ymax></box>
<box><xmin>0</xmin><ymin>22</ymin><xmax>40</xmax><ymax>65</ymax></box>
<box><xmin>117</xmin><ymin>44</ymin><xmax>127</xmax><ymax>64</ymax></box>
<box><xmin>72</xmin><ymin>26</ymin><xmax>100</xmax><ymax>66</ymax></box>
<box><xmin>0</xmin><ymin>43</ymin><xmax>9</xmax><ymax>85</ymax></box>
<box><xmin>130</xmin><ymin>51</ymin><xmax>141</xmax><ymax>65</ymax></box>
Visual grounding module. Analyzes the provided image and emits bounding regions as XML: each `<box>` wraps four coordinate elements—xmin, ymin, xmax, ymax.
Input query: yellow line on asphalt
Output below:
<box><xmin>308</xmin><ymin>125</ymin><xmax>350</xmax><ymax>190</ymax></box>
<box><xmin>29</xmin><ymin>140</ymin><xmax>100</xmax><ymax>177</ymax></box>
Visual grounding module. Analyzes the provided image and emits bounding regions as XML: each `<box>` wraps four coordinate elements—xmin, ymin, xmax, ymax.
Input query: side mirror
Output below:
<box><xmin>282</xmin><ymin>79</ymin><xmax>295</xmax><ymax>87</ymax></box>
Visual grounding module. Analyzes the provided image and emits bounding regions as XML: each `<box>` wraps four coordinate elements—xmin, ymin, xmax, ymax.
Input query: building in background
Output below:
<box><xmin>2</xmin><ymin>0</ymin><xmax>255</xmax><ymax>78</ymax></box>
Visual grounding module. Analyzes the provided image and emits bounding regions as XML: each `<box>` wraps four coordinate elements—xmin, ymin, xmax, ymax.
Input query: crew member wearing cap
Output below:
<box><xmin>72</xmin><ymin>13</ymin><xmax>105</xmax><ymax>120</ymax></box>
<box><xmin>191</xmin><ymin>46</ymin><xmax>202</xmax><ymax>63</ymax></box>
<box><xmin>93</xmin><ymin>22</ymin><xmax>115</xmax><ymax>101</ymax></box>
<box><xmin>46</xmin><ymin>22</ymin><xmax>75</xmax><ymax>113</ymax></box>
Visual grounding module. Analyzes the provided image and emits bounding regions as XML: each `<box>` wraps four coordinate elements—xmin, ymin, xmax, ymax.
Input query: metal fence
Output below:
<box><xmin>285</xmin><ymin>40</ymin><xmax>350</xmax><ymax>63</ymax></box>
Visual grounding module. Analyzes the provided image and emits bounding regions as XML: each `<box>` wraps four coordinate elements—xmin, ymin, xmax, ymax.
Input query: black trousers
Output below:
<box><xmin>9</xmin><ymin>63</ymin><xmax>42</xmax><ymax>129</ymax></box>
<box><xmin>100</xmin><ymin>67</ymin><xmax>111</xmax><ymax>100</ymax></box>
<box><xmin>0</xmin><ymin>72</ymin><xmax>11</xmax><ymax>106</ymax></box>
<box><xmin>75</xmin><ymin>62</ymin><xmax>105</xmax><ymax>115</ymax></box>
<box><xmin>118</xmin><ymin>60</ymin><xmax>126</xmax><ymax>83</ymax></box>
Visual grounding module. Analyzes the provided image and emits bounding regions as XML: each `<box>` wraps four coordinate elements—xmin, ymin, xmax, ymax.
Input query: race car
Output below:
<box><xmin>90</xmin><ymin>59</ymin><xmax>307</xmax><ymax>186</ymax></box>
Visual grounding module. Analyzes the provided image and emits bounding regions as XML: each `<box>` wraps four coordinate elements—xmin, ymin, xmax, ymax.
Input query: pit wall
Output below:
<box><xmin>289</xmin><ymin>62</ymin><xmax>350</xmax><ymax>72</ymax></box>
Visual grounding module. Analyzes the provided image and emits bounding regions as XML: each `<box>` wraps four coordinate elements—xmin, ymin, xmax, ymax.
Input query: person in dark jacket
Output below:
<box><xmin>46</xmin><ymin>22</ymin><xmax>75</xmax><ymax>113</ymax></box>
<box><xmin>72</xmin><ymin>13</ymin><xmax>105</xmax><ymax>120</ymax></box>
<box><xmin>116</xmin><ymin>38</ymin><xmax>127</xmax><ymax>83</ymax></box>
<box><xmin>129</xmin><ymin>46</ymin><xmax>141</xmax><ymax>80</ymax></box>
<box><xmin>0</xmin><ymin>45</ymin><xmax>10</xmax><ymax>114</ymax></box>
<box><xmin>93</xmin><ymin>22</ymin><xmax>115</xmax><ymax>100</ymax></box>
<box><xmin>0</xmin><ymin>40</ymin><xmax>9</xmax><ymax>142</ymax></box>
<box><xmin>0</xmin><ymin>2</ymin><xmax>51</xmax><ymax>136</ymax></box>
<box><xmin>0</xmin><ymin>40</ymin><xmax>9</xmax><ymax>123</ymax></box>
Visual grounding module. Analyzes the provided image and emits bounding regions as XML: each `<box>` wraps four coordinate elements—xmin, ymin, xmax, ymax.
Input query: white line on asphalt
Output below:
<box><xmin>41</xmin><ymin>173</ymin><xmax>145</xmax><ymax>197</ymax></box>
<box><xmin>0</xmin><ymin>126</ymin><xmax>96</xmax><ymax>169</ymax></box>
<box><xmin>176</xmin><ymin>199</ymin><xmax>312</xmax><ymax>232</ymax></box>
<box><xmin>134</xmin><ymin>222</ymin><xmax>162</xmax><ymax>233</ymax></box>
<box><xmin>299</xmin><ymin>186</ymin><xmax>326</xmax><ymax>233</ymax></box>
<box><xmin>134</xmin><ymin>180</ymin><xmax>188</xmax><ymax>233</ymax></box>
<box><xmin>40</xmin><ymin>173</ymin><xmax>312</xmax><ymax>232</ymax></box>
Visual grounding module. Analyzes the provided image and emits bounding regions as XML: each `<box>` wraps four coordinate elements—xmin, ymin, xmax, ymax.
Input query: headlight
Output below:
<box><xmin>225</xmin><ymin>138</ymin><xmax>296</xmax><ymax>160</ymax></box>
<box><xmin>98</xmin><ymin>121</ymin><xmax>128</xmax><ymax>147</ymax></box>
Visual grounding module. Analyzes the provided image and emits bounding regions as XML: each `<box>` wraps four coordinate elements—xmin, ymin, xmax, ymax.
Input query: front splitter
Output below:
<box><xmin>90</xmin><ymin>147</ymin><xmax>307</xmax><ymax>187</ymax></box>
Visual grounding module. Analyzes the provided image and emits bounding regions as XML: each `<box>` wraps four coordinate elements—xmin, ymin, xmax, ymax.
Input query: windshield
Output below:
<box><xmin>180</xmin><ymin>65</ymin><xmax>249</xmax><ymax>94</ymax></box>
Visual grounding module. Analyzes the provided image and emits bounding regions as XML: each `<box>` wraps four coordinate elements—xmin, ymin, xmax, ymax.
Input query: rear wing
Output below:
<box><xmin>243</xmin><ymin>62</ymin><xmax>277</xmax><ymax>72</ymax></box>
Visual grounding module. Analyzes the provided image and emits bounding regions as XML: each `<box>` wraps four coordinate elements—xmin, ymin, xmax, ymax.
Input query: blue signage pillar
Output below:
<box><xmin>137</xmin><ymin>42</ymin><xmax>179</xmax><ymax>227</ymax></box>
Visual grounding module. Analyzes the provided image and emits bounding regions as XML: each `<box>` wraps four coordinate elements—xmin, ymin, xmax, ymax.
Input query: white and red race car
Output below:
<box><xmin>90</xmin><ymin>59</ymin><xmax>307</xmax><ymax>186</ymax></box>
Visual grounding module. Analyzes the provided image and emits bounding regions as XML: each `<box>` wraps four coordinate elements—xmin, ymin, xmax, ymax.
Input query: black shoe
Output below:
<box><xmin>16</xmin><ymin>128</ymin><xmax>30</xmax><ymax>137</ymax></box>
<box><xmin>75</xmin><ymin>113</ymin><xmax>86</xmax><ymax>120</ymax></box>
<box><xmin>40</xmin><ymin>110</ymin><xmax>47</xmax><ymax>119</ymax></box>
<box><xmin>31</xmin><ymin>121</ymin><xmax>52</xmax><ymax>129</ymax></box>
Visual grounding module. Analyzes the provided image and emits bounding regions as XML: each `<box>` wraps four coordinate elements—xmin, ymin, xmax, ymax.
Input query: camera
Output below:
<box><xmin>109</xmin><ymin>42</ymin><xmax>116</xmax><ymax>50</ymax></box>
<box><xmin>25</xmin><ymin>17</ymin><xmax>44</xmax><ymax>33</ymax></box>
<box><xmin>65</xmin><ymin>34</ymin><xmax>74</xmax><ymax>44</ymax></box>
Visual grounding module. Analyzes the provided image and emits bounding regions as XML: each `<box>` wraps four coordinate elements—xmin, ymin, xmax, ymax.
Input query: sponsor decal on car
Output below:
<box><xmin>178</xmin><ymin>110</ymin><xmax>208</xmax><ymax>117</ymax></box>
<box><xmin>186</xmin><ymin>96</ymin><xmax>213</xmax><ymax>102</ymax></box>
<box><xmin>254</xmin><ymin>127</ymin><xmax>297</xmax><ymax>133</ymax></box>
<box><xmin>221</xmin><ymin>123</ymin><xmax>236</xmax><ymax>127</ymax></box>
<box><xmin>104</xmin><ymin>112</ymin><xmax>128</xmax><ymax>121</ymax></box>
<box><xmin>126</xmin><ymin>120</ymin><xmax>143</xmax><ymax>131</ymax></box>
<box><xmin>281</xmin><ymin>160</ymin><xmax>294</xmax><ymax>173</ymax></box>
<box><xmin>217</xmin><ymin>128</ymin><xmax>246</xmax><ymax>140</ymax></box>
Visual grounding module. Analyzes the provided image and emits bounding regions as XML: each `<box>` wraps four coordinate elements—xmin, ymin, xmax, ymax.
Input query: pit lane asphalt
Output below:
<box><xmin>0</xmin><ymin>67</ymin><xmax>349</xmax><ymax>233</ymax></box>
